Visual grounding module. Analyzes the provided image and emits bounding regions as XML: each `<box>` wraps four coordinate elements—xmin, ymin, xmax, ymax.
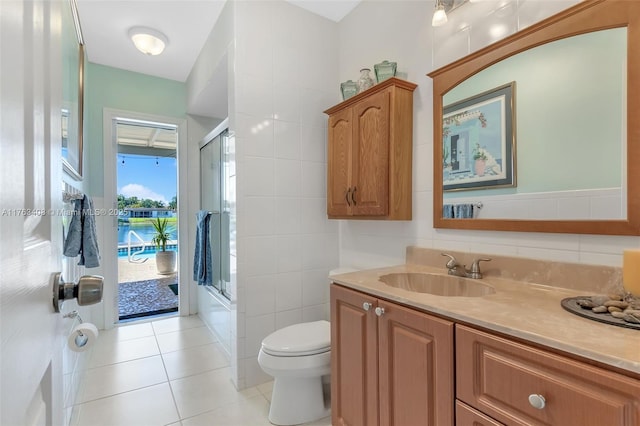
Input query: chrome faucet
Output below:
<box><xmin>441</xmin><ymin>253</ymin><xmax>491</xmax><ymax>279</ymax></box>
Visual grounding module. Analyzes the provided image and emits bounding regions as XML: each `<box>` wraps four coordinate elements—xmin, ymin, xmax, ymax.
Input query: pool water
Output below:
<box><xmin>117</xmin><ymin>246</ymin><xmax>177</xmax><ymax>258</ymax></box>
<box><xmin>118</xmin><ymin>223</ymin><xmax>177</xmax><ymax>245</ymax></box>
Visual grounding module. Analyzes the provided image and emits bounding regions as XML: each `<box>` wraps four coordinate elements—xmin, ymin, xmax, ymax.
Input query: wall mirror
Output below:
<box><xmin>429</xmin><ymin>0</ymin><xmax>640</xmax><ymax>235</ymax></box>
<box><xmin>61</xmin><ymin>0</ymin><xmax>85</xmax><ymax>180</ymax></box>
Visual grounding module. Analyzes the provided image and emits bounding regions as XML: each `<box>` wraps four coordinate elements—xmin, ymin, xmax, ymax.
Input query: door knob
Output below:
<box><xmin>52</xmin><ymin>273</ymin><xmax>104</xmax><ymax>312</ymax></box>
<box><xmin>528</xmin><ymin>394</ymin><xmax>546</xmax><ymax>410</ymax></box>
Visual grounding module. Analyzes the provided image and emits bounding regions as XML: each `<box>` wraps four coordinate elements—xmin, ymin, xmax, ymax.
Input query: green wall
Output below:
<box><xmin>444</xmin><ymin>28</ymin><xmax>625</xmax><ymax>199</ymax></box>
<box><xmin>85</xmin><ymin>63</ymin><xmax>187</xmax><ymax>195</ymax></box>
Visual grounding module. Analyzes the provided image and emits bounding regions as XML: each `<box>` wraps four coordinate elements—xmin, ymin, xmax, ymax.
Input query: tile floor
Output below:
<box><xmin>71</xmin><ymin>315</ymin><xmax>332</xmax><ymax>426</ymax></box>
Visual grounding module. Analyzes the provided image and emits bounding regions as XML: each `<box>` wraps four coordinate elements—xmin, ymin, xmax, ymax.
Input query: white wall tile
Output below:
<box><xmin>276</xmin><ymin>235</ymin><xmax>302</xmax><ymax>272</ymax></box>
<box><xmin>274</xmin><ymin>120</ymin><xmax>300</xmax><ymax>159</ymax></box>
<box><xmin>302</xmin><ymin>269</ymin><xmax>330</xmax><ymax>307</ymax></box>
<box><xmin>300</xmin><ymin>198</ymin><xmax>327</xmax><ymax>235</ymax></box>
<box><xmin>244</xmin><ymin>314</ymin><xmax>275</xmax><ymax>358</ymax></box>
<box><xmin>245</xmin><ymin>275</ymin><xmax>276</xmax><ymax>317</ymax></box>
<box><xmin>235</xmin><ymin>114</ymin><xmax>274</xmax><ymax>158</ymax></box>
<box><xmin>518</xmin><ymin>0</ymin><xmax>581</xmax><ymax>31</ymax></box>
<box><xmin>302</xmin><ymin>304</ymin><xmax>329</xmax><ymax>322</ymax></box>
<box><xmin>242</xmin><ymin>236</ymin><xmax>278</xmax><ymax>277</ymax></box>
<box><xmin>275</xmin><ymin>197</ymin><xmax>302</xmax><ymax>235</ymax></box>
<box><xmin>235</xmin><ymin>74</ymin><xmax>274</xmax><ymax>119</ymax></box>
<box><xmin>275</xmin><ymin>159</ymin><xmax>302</xmax><ymax>197</ymax></box>
<box><xmin>274</xmin><ymin>89</ymin><xmax>302</xmax><ymax>126</ymax></box>
<box><xmin>242</xmin><ymin>157</ymin><xmax>274</xmax><ymax>197</ymax></box>
<box><xmin>302</xmin><ymin>161</ymin><xmax>326</xmax><ymax>198</ymax></box>
<box><xmin>301</xmin><ymin>124</ymin><xmax>326</xmax><ymax>163</ymax></box>
<box><xmin>275</xmin><ymin>309</ymin><xmax>303</xmax><ymax>330</ymax></box>
<box><xmin>275</xmin><ymin>271</ymin><xmax>303</xmax><ymax>311</ymax></box>
<box><xmin>242</xmin><ymin>197</ymin><xmax>276</xmax><ymax>236</ymax></box>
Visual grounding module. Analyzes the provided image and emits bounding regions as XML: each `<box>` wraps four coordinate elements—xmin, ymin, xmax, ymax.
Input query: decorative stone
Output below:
<box><xmin>577</xmin><ymin>298</ymin><xmax>597</xmax><ymax>309</ymax></box>
<box><xmin>591</xmin><ymin>295</ymin><xmax>610</xmax><ymax>306</ymax></box>
<box><xmin>611</xmin><ymin>311</ymin><xmax>626</xmax><ymax>319</ymax></box>
<box><xmin>608</xmin><ymin>293</ymin><xmax>623</xmax><ymax>301</ymax></box>
<box><xmin>623</xmin><ymin>312</ymin><xmax>640</xmax><ymax>324</ymax></box>
<box><xmin>608</xmin><ymin>306</ymin><xmax>623</xmax><ymax>313</ymax></box>
<box><xmin>592</xmin><ymin>306</ymin><xmax>608</xmax><ymax>313</ymax></box>
<box><xmin>604</xmin><ymin>300</ymin><xmax>629</xmax><ymax>309</ymax></box>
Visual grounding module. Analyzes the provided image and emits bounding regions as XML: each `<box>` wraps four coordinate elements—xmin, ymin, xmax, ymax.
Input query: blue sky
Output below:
<box><xmin>117</xmin><ymin>154</ymin><xmax>177</xmax><ymax>205</ymax></box>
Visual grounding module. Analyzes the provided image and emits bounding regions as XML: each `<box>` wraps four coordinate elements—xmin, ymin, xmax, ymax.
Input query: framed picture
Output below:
<box><xmin>442</xmin><ymin>82</ymin><xmax>516</xmax><ymax>191</ymax></box>
<box><xmin>61</xmin><ymin>0</ymin><xmax>85</xmax><ymax>180</ymax></box>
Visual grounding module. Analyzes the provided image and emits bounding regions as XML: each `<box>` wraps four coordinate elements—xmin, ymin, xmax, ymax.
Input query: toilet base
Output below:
<box><xmin>268</xmin><ymin>376</ymin><xmax>330</xmax><ymax>425</ymax></box>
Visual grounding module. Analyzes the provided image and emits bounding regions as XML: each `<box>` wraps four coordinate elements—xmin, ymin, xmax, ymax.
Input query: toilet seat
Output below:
<box><xmin>261</xmin><ymin>320</ymin><xmax>330</xmax><ymax>357</ymax></box>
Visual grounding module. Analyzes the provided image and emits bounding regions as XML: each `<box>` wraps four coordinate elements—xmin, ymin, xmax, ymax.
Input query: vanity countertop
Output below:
<box><xmin>330</xmin><ymin>263</ymin><xmax>640</xmax><ymax>376</ymax></box>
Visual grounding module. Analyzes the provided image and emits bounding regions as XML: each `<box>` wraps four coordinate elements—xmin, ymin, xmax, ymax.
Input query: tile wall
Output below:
<box><xmin>336</xmin><ymin>0</ymin><xmax>640</xmax><ymax>271</ymax></box>
<box><xmin>231</xmin><ymin>1</ymin><xmax>340</xmax><ymax>388</ymax></box>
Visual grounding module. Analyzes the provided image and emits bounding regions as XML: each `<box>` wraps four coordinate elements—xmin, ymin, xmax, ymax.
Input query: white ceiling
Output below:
<box><xmin>76</xmin><ymin>0</ymin><xmax>361</xmax><ymax>83</ymax></box>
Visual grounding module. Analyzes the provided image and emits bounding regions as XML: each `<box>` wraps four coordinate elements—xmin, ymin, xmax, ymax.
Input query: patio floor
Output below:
<box><xmin>118</xmin><ymin>256</ymin><xmax>178</xmax><ymax>319</ymax></box>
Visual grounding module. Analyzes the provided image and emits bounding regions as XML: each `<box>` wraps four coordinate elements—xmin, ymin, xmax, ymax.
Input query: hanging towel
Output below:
<box><xmin>63</xmin><ymin>195</ymin><xmax>101</xmax><ymax>267</ymax></box>
<box><xmin>443</xmin><ymin>204</ymin><xmax>454</xmax><ymax>219</ymax></box>
<box><xmin>454</xmin><ymin>204</ymin><xmax>475</xmax><ymax>219</ymax></box>
<box><xmin>193</xmin><ymin>210</ymin><xmax>213</xmax><ymax>286</ymax></box>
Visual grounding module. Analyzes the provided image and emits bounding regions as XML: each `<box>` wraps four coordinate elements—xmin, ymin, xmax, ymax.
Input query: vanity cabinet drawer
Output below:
<box><xmin>456</xmin><ymin>325</ymin><xmax>640</xmax><ymax>426</ymax></box>
<box><xmin>456</xmin><ymin>401</ymin><xmax>504</xmax><ymax>426</ymax></box>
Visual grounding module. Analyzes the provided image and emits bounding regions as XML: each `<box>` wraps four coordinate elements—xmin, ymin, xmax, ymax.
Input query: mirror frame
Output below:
<box><xmin>429</xmin><ymin>0</ymin><xmax>640</xmax><ymax>235</ymax></box>
<box><xmin>62</xmin><ymin>0</ymin><xmax>85</xmax><ymax>180</ymax></box>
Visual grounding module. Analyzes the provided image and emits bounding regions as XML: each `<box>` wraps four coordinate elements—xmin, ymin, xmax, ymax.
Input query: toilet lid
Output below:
<box><xmin>261</xmin><ymin>320</ymin><xmax>330</xmax><ymax>356</ymax></box>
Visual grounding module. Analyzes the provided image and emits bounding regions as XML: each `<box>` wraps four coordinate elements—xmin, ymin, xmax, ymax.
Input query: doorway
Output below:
<box><xmin>115</xmin><ymin>117</ymin><xmax>179</xmax><ymax>320</ymax></box>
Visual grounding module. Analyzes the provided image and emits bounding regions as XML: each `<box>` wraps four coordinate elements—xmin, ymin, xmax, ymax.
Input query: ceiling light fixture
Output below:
<box><xmin>432</xmin><ymin>0</ymin><xmax>448</xmax><ymax>27</ymax></box>
<box><xmin>128</xmin><ymin>26</ymin><xmax>168</xmax><ymax>56</ymax></box>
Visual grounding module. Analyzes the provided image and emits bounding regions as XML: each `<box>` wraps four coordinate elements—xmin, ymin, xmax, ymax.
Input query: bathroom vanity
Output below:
<box><xmin>329</xmin><ymin>247</ymin><xmax>640</xmax><ymax>426</ymax></box>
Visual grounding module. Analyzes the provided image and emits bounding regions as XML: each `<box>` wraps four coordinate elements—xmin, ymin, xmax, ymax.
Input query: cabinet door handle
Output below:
<box><xmin>362</xmin><ymin>302</ymin><xmax>373</xmax><ymax>311</ymax></box>
<box><xmin>374</xmin><ymin>307</ymin><xmax>385</xmax><ymax>316</ymax></box>
<box><xmin>345</xmin><ymin>188</ymin><xmax>352</xmax><ymax>206</ymax></box>
<box><xmin>528</xmin><ymin>394</ymin><xmax>546</xmax><ymax>410</ymax></box>
<box><xmin>351</xmin><ymin>186</ymin><xmax>357</xmax><ymax>205</ymax></box>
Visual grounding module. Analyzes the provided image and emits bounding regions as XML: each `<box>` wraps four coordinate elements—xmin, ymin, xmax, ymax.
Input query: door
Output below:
<box><xmin>327</xmin><ymin>108</ymin><xmax>352</xmax><ymax>217</ymax></box>
<box><xmin>330</xmin><ymin>284</ymin><xmax>379</xmax><ymax>426</ymax></box>
<box><xmin>351</xmin><ymin>89</ymin><xmax>389</xmax><ymax>216</ymax></box>
<box><xmin>377</xmin><ymin>300</ymin><xmax>454</xmax><ymax>426</ymax></box>
<box><xmin>1</xmin><ymin>1</ymin><xmax>65</xmax><ymax>425</ymax></box>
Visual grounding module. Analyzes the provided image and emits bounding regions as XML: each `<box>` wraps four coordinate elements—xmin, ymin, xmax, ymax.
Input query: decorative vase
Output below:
<box><xmin>340</xmin><ymin>80</ymin><xmax>358</xmax><ymax>100</ymax></box>
<box><xmin>374</xmin><ymin>60</ymin><xmax>397</xmax><ymax>82</ymax></box>
<box><xmin>357</xmin><ymin>68</ymin><xmax>375</xmax><ymax>93</ymax></box>
<box><xmin>474</xmin><ymin>159</ymin><xmax>486</xmax><ymax>177</ymax></box>
<box><xmin>156</xmin><ymin>250</ymin><xmax>177</xmax><ymax>275</ymax></box>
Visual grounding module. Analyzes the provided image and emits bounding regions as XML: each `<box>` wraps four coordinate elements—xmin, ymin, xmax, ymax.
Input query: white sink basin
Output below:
<box><xmin>378</xmin><ymin>272</ymin><xmax>495</xmax><ymax>297</ymax></box>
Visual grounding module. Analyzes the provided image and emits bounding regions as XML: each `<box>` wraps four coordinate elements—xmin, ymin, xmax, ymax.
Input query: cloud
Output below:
<box><xmin>119</xmin><ymin>184</ymin><xmax>168</xmax><ymax>204</ymax></box>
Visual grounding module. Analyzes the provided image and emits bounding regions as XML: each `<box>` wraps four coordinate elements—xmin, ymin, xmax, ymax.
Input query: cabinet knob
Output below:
<box><xmin>345</xmin><ymin>188</ymin><xmax>352</xmax><ymax>206</ymax></box>
<box><xmin>375</xmin><ymin>307</ymin><xmax>385</xmax><ymax>316</ymax></box>
<box><xmin>362</xmin><ymin>302</ymin><xmax>373</xmax><ymax>311</ymax></box>
<box><xmin>351</xmin><ymin>186</ymin><xmax>357</xmax><ymax>205</ymax></box>
<box><xmin>528</xmin><ymin>394</ymin><xmax>546</xmax><ymax>410</ymax></box>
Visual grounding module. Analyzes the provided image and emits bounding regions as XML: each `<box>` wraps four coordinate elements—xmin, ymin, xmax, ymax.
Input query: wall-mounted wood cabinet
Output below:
<box><xmin>324</xmin><ymin>78</ymin><xmax>417</xmax><ymax>220</ymax></box>
<box><xmin>330</xmin><ymin>284</ymin><xmax>454</xmax><ymax>426</ymax></box>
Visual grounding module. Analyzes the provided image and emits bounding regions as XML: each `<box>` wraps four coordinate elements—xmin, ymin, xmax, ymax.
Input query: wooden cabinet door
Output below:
<box><xmin>331</xmin><ymin>285</ymin><xmax>379</xmax><ymax>426</ymax></box>
<box><xmin>327</xmin><ymin>108</ymin><xmax>352</xmax><ymax>217</ymax></box>
<box><xmin>351</xmin><ymin>89</ymin><xmax>390</xmax><ymax>216</ymax></box>
<box><xmin>377</xmin><ymin>299</ymin><xmax>454</xmax><ymax>426</ymax></box>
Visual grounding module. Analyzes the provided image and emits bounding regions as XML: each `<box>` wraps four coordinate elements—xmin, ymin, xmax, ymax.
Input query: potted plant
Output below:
<box><xmin>472</xmin><ymin>143</ymin><xmax>488</xmax><ymax>176</ymax></box>
<box><xmin>152</xmin><ymin>217</ymin><xmax>176</xmax><ymax>274</ymax></box>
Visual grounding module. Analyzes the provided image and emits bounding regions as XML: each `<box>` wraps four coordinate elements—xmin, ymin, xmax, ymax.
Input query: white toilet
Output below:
<box><xmin>257</xmin><ymin>320</ymin><xmax>331</xmax><ymax>425</ymax></box>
